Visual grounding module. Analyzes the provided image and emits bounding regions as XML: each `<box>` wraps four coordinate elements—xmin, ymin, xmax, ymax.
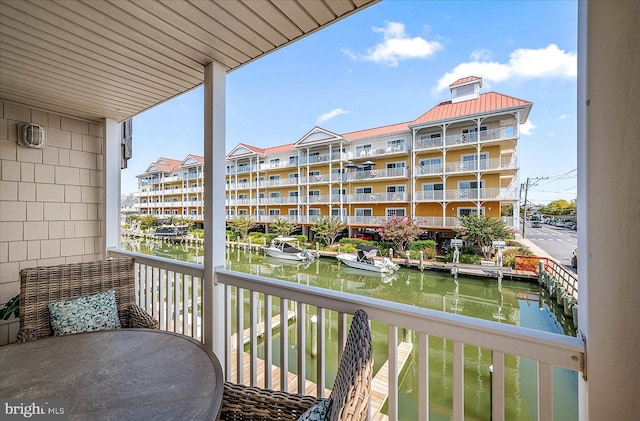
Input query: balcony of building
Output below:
<box><xmin>414</xmin><ymin>126</ymin><xmax>516</xmax><ymax>152</ymax></box>
<box><xmin>226</xmin><ymin>181</ymin><xmax>257</xmax><ymax>191</ymax></box>
<box><xmin>260</xmin><ymin>196</ymin><xmax>300</xmax><ymax>205</ymax></box>
<box><xmin>442</xmin><ymin>156</ymin><xmax>518</xmax><ymax>175</ymax></box>
<box><xmin>414</xmin><ymin>188</ymin><xmax>518</xmax><ymax>202</ymax></box>
<box><xmin>104</xmin><ymin>248</ymin><xmax>583</xmax><ymax>420</ymax></box>
<box><xmin>258</xmin><ymin>178</ymin><xmax>299</xmax><ymax>188</ymax></box>
<box><xmin>346</xmin><ymin>192</ymin><xmax>408</xmax><ymax>204</ymax></box>
<box><xmin>345</xmin><ymin>167</ymin><xmax>408</xmax><ymax>182</ymax></box>
<box><xmin>259</xmin><ymin>159</ymin><xmax>299</xmax><ymax>171</ymax></box>
<box><xmin>347</xmin><ymin>140</ymin><xmax>409</xmax><ymax>160</ymax></box>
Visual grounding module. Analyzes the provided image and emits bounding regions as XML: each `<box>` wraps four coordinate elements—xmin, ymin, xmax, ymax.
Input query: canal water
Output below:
<box><xmin>121</xmin><ymin>237</ymin><xmax>578</xmax><ymax>420</ymax></box>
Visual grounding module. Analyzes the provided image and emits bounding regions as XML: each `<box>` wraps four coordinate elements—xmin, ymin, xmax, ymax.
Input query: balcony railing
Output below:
<box><xmin>345</xmin><ymin>167</ymin><xmax>407</xmax><ymax>181</ymax></box>
<box><xmin>258</xmin><ymin>178</ymin><xmax>299</xmax><ymax>188</ymax></box>
<box><xmin>259</xmin><ymin>160</ymin><xmax>298</xmax><ymax>171</ymax></box>
<box><xmin>414</xmin><ymin>126</ymin><xmax>516</xmax><ymax>151</ymax></box>
<box><xmin>346</xmin><ymin>192</ymin><xmax>408</xmax><ymax>203</ymax></box>
<box><xmin>255</xmin><ymin>214</ymin><xmax>300</xmax><ymax>223</ymax></box>
<box><xmin>300</xmin><ymin>174</ymin><xmax>331</xmax><ymax>184</ymax></box>
<box><xmin>349</xmin><ymin>140</ymin><xmax>409</xmax><ymax>159</ymax></box>
<box><xmin>107</xmin><ymin>248</ymin><xmax>584</xmax><ymax>421</ymax></box>
<box><xmin>444</xmin><ymin>156</ymin><xmax>518</xmax><ymax>174</ymax></box>
<box><xmin>414</xmin><ymin>188</ymin><xmax>518</xmax><ymax>202</ymax></box>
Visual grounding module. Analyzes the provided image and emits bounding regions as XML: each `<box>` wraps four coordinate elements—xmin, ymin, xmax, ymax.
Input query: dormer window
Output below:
<box><xmin>450</xmin><ymin>76</ymin><xmax>482</xmax><ymax>103</ymax></box>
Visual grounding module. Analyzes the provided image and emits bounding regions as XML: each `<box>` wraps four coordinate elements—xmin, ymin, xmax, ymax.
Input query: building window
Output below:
<box><xmin>386</xmin><ymin>208</ymin><xmax>406</xmax><ymax>217</ymax></box>
<box><xmin>270</xmin><ymin>192</ymin><xmax>280</xmax><ymax>198</ymax></box>
<box><xmin>386</xmin><ymin>185</ymin><xmax>405</xmax><ymax>193</ymax></box>
<box><xmin>289</xmin><ymin>191</ymin><xmax>298</xmax><ymax>197</ymax></box>
<box><xmin>191</xmin><ymin>210</ymin><xmax>197</xmax><ymax>215</ymax></box>
<box><xmin>355</xmin><ymin>144</ymin><xmax>372</xmax><ymax>157</ymax></box>
<box><xmin>238</xmin><ymin>209</ymin><xmax>248</xmax><ymax>215</ymax></box>
<box><xmin>355</xmin><ymin>209</ymin><xmax>372</xmax><ymax>217</ymax></box>
<box><xmin>461</xmin><ymin>152</ymin><xmax>489</xmax><ymax>170</ymax></box>
<box><xmin>458</xmin><ymin>207</ymin><xmax>485</xmax><ymax>217</ymax></box>
<box><xmin>270</xmin><ymin>158</ymin><xmax>280</xmax><ymax>166</ymax></box>
<box><xmin>289</xmin><ymin>156</ymin><xmax>298</xmax><ymax>165</ymax></box>
<box><xmin>289</xmin><ymin>209</ymin><xmax>298</xmax><ymax>216</ymax></box>
<box><xmin>355</xmin><ymin>187</ymin><xmax>373</xmax><ymax>194</ymax></box>
<box><xmin>309</xmin><ymin>209</ymin><xmax>320</xmax><ymax>216</ymax></box>
<box><xmin>386</xmin><ymin>162</ymin><xmax>405</xmax><ymax>169</ymax></box>
<box><xmin>289</xmin><ymin>173</ymin><xmax>298</xmax><ymax>179</ymax></box>
<box><xmin>309</xmin><ymin>170</ymin><xmax>320</xmax><ymax>177</ymax></box>
<box><xmin>309</xmin><ymin>190</ymin><xmax>320</xmax><ymax>196</ymax></box>
<box><xmin>239</xmin><ymin>194</ymin><xmax>247</xmax><ymax>199</ymax></box>
<box><xmin>269</xmin><ymin>209</ymin><xmax>280</xmax><ymax>216</ymax></box>
<box><xmin>422</xmin><ymin>183</ymin><xmax>444</xmax><ymax>191</ymax></box>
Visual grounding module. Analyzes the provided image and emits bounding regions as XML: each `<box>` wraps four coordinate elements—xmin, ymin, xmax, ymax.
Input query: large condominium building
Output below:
<box><xmin>136</xmin><ymin>155</ymin><xmax>205</xmax><ymax>228</ymax></box>
<box><xmin>137</xmin><ymin>76</ymin><xmax>532</xmax><ymax>240</ymax></box>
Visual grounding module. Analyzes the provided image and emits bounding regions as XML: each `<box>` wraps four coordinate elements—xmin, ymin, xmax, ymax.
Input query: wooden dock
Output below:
<box><xmin>229</xmin><ymin>341</ymin><xmax>413</xmax><ymax>420</ymax></box>
<box><xmin>230</xmin><ymin>310</ymin><xmax>296</xmax><ymax>349</ymax></box>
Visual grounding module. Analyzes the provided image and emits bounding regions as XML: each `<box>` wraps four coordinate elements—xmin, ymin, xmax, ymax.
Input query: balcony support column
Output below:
<box><xmin>104</xmin><ymin>118</ymin><xmax>120</xmax><ymax>253</ymax></box>
<box><xmin>203</xmin><ymin>61</ymin><xmax>226</xmax><ymax>361</ymax></box>
<box><xmin>578</xmin><ymin>1</ymin><xmax>640</xmax><ymax>418</ymax></box>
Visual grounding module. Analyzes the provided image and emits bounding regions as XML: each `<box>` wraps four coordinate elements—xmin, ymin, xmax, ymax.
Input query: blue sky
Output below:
<box><xmin>124</xmin><ymin>0</ymin><xmax>578</xmax><ymax>205</ymax></box>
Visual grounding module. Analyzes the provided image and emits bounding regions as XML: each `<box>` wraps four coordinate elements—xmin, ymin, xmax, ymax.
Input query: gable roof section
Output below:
<box><xmin>342</xmin><ymin>121</ymin><xmax>411</xmax><ymax>142</ymax></box>
<box><xmin>411</xmin><ymin>92</ymin><xmax>533</xmax><ymax>126</ymax></box>
<box><xmin>294</xmin><ymin>126</ymin><xmax>344</xmax><ymax>148</ymax></box>
<box><xmin>450</xmin><ymin>76</ymin><xmax>483</xmax><ymax>89</ymax></box>
<box><xmin>180</xmin><ymin>154</ymin><xmax>204</xmax><ymax>167</ymax></box>
<box><xmin>140</xmin><ymin>157</ymin><xmax>181</xmax><ymax>175</ymax></box>
<box><xmin>227</xmin><ymin>143</ymin><xmax>264</xmax><ymax>159</ymax></box>
<box><xmin>264</xmin><ymin>144</ymin><xmax>296</xmax><ymax>155</ymax></box>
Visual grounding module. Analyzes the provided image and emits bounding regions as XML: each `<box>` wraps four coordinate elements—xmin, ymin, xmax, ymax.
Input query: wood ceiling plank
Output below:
<box><xmin>5</xmin><ymin>1</ymin><xmax>198</xmax><ymax>88</ymax></box>
<box><xmin>130</xmin><ymin>0</ymin><xmax>249</xmax><ymax>66</ymax></box>
<box><xmin>272</xmin><ymin>0</ymin><xmax>320</xmax><ymax>33</ymax></box>
<box><xmin>0</xmin><ymin>20</ymin><xmax>188</xmax><ymax>96</ymax></box>
<box><xmin>1</xmin><ymin>39</ymin><xmax>167</xmax><ymax>104</ymax></box>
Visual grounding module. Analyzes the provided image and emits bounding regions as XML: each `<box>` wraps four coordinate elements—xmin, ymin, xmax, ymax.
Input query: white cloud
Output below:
<box><xmin>520</xmin><ymin>119</ymin><xmax>537</xmax><ymax>136</ymax></box>
<box><xmin>470</xmin><ymin>49</ymin><xmax>492</xmax><ymax>61</ymax></box>
<box><xmin>558</xmin><ymin>113</ymin><xmax>569</xmax><ymax>120</ymax></box>
<box><xmin>435</xmin><ymin>44</ymin><xmax>576</xmax><ymax>91</ymax></box>
<box><xmin>316</xmin><ymin>108</ymin><xmax>349</xmax><ymax>125</ymax></box>
<box><xmin>343</xmin><ymin>21</ymin><xmax>442</xmax><ymax>67</ymax></box>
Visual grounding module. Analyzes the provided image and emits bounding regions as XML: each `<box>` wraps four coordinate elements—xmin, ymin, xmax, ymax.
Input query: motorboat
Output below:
<box><xmin>263</xmin><ymin>237</ymin><xmax>314</xmax><ymax>261</ymax></box>
<box><xmin>336</xmin><ymin>245</ymin><xmax>399</xmax><ymax>274</ymax></box>
<box><xmin>153</xmin><ymin>225</ymin><xmax>189</xmax><ymax>240</ymax></box>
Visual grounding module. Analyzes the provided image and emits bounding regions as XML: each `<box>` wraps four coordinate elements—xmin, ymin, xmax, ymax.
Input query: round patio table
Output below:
<box><xmin>0</xmin><ymin>329</ymin><xmax>223</xmax><ymax>420</ymax></box>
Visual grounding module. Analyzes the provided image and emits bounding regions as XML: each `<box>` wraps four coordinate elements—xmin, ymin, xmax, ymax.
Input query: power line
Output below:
<box><xmin>520</xmin><ymin>176</ymin><xmax>548</xmax><ymax>238</ymax></box>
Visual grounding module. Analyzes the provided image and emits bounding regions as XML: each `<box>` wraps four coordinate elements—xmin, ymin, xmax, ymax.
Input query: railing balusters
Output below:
<box><xmin>192</xmin><ymin>275</ymin><xmax>199</xmax><ymax>340</ymax></box>
<box><xmin>173</xmin><ymin>272</ymin><xmax>179</xmax><ymax>333</ymax></box>
<box><xmin>538</xmin><ymin>362</ymin><xmax>553</xmax><ymax>421</ymax></box>
<box><xmin>452</xmin><ymin>341</ymin><xmax>465</xmax><ymax>420</ymax></box>
<box><xmin>388</xmin><ymin>325</ymin><xmax>398</xmax><ymax>421</ymax></box>
<box><xmin>225</xmin><ymin>284</ymin><xmax>232</xmax><ymax>379</ymax></box>
<box><xmin>280</xmin><ymin>298</ymin><xmax>289</xmax><ymax>392</ymax></box>
<box><xmin>264</xmin><ymin>294</ymin><xmax>273</xmax><ymax>389</ymax></box>
<box><xmin>167</xmin><ymin>271</ymin><xmax>174</xmax><ymax>332</ymax></box>
<box><xmin>236</xmin><ymin>287</ymin><xmax>244</xmax><ymax>385</ymax></box>
<box><xmin>492</xmin><ymin>350</ymin><xmax>505</xmax><ymax>421</ymax></box>
<box><xmin>250</xmin><ymin>291</ymin><xmax>258</xmax><ymax>386</ymax></box>
<box><xmin>182</xmin><ymin>274</ymin><xmax>189</xmax><ymax>335</ymax></box>
<box><xmin>159</xmin><ymin>269</ymin><xmax>166</xmax><ymax>330</ymax></box>
<box><xmin>337</xmin><ymin>312</ymin><xmax>346</xmax><ymax>363</ymax></box>
<box><xmin>316</xmin><ymin>307</ymin><xmax>325</xmax><ymax>398</ymax></box>
<box><xmin>297</xmin><ymin>301</ymin><xmax>306</xmax><ymax>395</ymax></box>
<box><xmin>418</xmin><ymin>332</ymin><xmax>429</xmax><ymax>421</ymax></box>
<box><xmin>145</xmin><ymin>265</ymin><xmax>151</xmax><ymax>313</ymax></box>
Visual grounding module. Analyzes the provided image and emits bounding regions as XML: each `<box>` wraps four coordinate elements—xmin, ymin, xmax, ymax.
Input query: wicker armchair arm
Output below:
<box><xmin>220</xmin><ymin>382</ymin><xmax>321</xmax><ymax>421</ymax></box>
<box><xmin>16</xmin><ymin>328</ymin><xmax>39</xmax><ymax>343</ymax></box>
<box><xmin>128</xmin><ymin>304</ymin><xmax>159</xmax><ymax>329</ymax></box>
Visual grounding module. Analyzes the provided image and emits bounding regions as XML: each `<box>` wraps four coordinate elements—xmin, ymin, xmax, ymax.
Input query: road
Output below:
<box><xmin>524</xmin><ymin>223</ymin><xmax>577</xmax><ymax>272</ymax></box>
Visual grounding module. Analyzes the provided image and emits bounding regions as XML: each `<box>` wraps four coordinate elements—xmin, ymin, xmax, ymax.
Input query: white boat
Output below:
<box><xmin>263</xmin><ymin>237</ymin><xmax>314</xmax><ymax>261</ymax></box>
<box><xmin>154</xmin><ymin>225</ymin><xmax>189</xmax><ymax>240</ymax></box>
<box><xmin>336</xmin><ymin>245</ymin><xmax>399</xmax><ymax>274</ymax></box>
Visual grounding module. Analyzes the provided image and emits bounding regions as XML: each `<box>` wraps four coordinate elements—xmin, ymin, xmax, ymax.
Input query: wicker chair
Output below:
<box><xmin>220</xmin><ymin>309</ymin><xmax>373</xmax><ymax>421</ymax></box>
<box><xmin>16</xmin><ymin>257</ymin><xmax>158</xmax><ymax>343</ymax></box>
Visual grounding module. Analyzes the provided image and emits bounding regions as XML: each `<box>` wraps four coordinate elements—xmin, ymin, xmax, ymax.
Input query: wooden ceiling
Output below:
<box><xmin>0</xmin><ymin>0</ymin><xmax>378</xmax><ymax>122</ymax></box>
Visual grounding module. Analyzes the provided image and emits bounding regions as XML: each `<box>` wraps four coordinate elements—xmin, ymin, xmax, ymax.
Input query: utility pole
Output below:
<box><xmin>521</xmin><ymin>177</ymin><xmax>548</xmax><ymax>238</ymax></box>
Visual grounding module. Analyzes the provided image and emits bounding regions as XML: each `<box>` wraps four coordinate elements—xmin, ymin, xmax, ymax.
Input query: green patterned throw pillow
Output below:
<box><xmin>48</xmin><ymin>289</ymin><xmax>121</xmax><ymax>336</ymax></box>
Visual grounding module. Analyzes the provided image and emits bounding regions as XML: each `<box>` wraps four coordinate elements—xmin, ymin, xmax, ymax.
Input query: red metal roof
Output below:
<box><xmin>411</xmin><ymin>92</ymin><xmax>532</xmax><ymax>126</ymax></box>
<box><xmin>264</xmin><ymin>144</ymin><xmax>296</xmax><ymax>154</ymax></box>
<box><xmin>449</xmin><ymin>76</ymin><xmax>482</xmax><ymax>88</ymax></box>
<box><xmin>342</xmin><ymin>121</ymin><xmax>411</xmax><ymax>141</ymax></box>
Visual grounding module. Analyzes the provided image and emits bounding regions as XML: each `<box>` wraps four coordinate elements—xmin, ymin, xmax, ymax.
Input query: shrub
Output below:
<box><xmin>190</xmin><ymin>229</ymin><xmax>204</xmax><ymax>239</ymax></box>
<box><xmin>295</xmin><ymin>235</ymin><xmax>308</xmax><ymax>244</ymax></box>
<box><xmin>460</xmin><ymin>254</ymin><xmax>481</xmax><ymax>264</ymax></box>
<box><xmin>409</xmin><ymin>240</ymin><xmax>436</xmax><ymax>251</ymax></box>
<box><xmin>515</xmin><ymin>245</ymin><xmax>534</xmax><ymax>256</ymax></box>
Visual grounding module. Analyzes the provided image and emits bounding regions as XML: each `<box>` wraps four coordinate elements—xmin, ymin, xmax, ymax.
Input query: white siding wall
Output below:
<box><xmin>0</xmin><ymin>102</ymin><xmax>105</xmax><ymax>344</ymax></box>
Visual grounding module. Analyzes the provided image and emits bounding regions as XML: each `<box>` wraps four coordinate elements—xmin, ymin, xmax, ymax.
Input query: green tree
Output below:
<box><xmin>139</xmin><ymin>214</ymin><xmax>159</xmax><ymax>231</ymax></box>
<box><xmin>227</xmin><ymin>215</ymin><xmax>255</xmax><ymax>241</ymax></box>
<box><xmin>455</xmin><ymin>215</ymin><xmax>513</xmax><ymax>259</ymax></box>
<box><xmin>377</xmin><ymin>216</ymin><xmax>421</xmax><ymax>253</ymax></box>
<box><xmin>310</xmin><ymin>216</ymin><xmax>346</xmax><ymax>247</ymax></box>
<box><xmin>270</xmin><ymin>217</ymin><xmax>297</xmax><ymax>237</ymax></box>
<box><xmin>540</xmin><ymin>199</ymin><xmax>576</xmax><ymax>215</ymax></box>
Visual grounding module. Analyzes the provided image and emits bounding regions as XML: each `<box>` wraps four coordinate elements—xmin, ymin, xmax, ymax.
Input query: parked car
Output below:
<box><xmin>565</xmin><ymin>221</ymin><xmax>576</xmax><ymax>230</ymax></box>
<box><xmin>531</xmin><ymin>221</ymin><xmax>542</xmax><ymax>228</ymax></box>
<box><xmin>571</xmin><ymin>248</ymin><xmax>578</xmax><ymax>269</ymax></box>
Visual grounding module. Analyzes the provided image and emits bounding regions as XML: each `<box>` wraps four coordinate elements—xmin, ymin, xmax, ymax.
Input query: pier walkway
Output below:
<box><xmin>229</xmin><ymin>341</ymin><xmax>413</xmax><ymax>420</ymax></box>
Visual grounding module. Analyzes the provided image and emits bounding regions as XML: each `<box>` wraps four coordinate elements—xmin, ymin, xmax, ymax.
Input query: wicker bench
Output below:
<box><xmin>16</xmin><ymin>257</ymin><xmax>158</xmax><ymax>343</ymax></box>
<box><xmin>220</xmin><ymin>309</ymin><xmax>372</xmax><ymax>421</ymax></box>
